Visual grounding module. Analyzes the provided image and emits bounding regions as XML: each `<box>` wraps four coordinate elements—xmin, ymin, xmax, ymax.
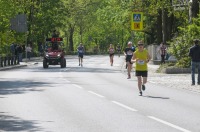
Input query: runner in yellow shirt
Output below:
<box><xmin>132</xmin><ymin>40</ymin><xmax>151</xmax><ymax>96</ymax></box>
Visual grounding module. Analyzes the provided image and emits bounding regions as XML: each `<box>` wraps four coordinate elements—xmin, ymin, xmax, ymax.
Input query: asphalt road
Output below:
<box><xmin>0</xmin><ymin>55</ymin><xmax>199</xmax><ymax>132</ymax></box>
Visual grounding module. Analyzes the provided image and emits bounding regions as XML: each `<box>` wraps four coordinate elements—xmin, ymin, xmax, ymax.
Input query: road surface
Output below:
<box><xmin>0</xmin><ymin>55</ymin><xmax>199</xmax><ymax>132</ymax></box>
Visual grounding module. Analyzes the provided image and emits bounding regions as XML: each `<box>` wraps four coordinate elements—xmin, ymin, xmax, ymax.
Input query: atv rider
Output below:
<box><xmin>51</xmin><ymin>30</ymin><xmax>59</xmax><ymax>50</ymax></box>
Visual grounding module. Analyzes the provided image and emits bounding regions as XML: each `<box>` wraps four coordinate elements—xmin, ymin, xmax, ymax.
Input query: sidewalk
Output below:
<box><xmin>147</xmin><ymin>63</ymin><xmax>200</xmax><ymax>94</ymax></box>
<box><xmin>0</xmin><ymin>57</ymin><xmax>41</xmax><ymax>71</ymax></box>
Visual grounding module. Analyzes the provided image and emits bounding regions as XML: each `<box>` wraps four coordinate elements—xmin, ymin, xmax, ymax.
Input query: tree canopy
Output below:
<box><xmin>0</xmin><ymin>0</ymin><xmax>199</xmax><ymax>67</ymax></box>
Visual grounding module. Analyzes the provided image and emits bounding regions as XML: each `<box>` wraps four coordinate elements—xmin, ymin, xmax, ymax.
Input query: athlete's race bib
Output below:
<box><xmin>137</xmin><ymin>60</ymin><xmax>145</xmax><ymax>65</ymax></box>
<box><xmin>127</xmin><ymin>51</ymin><xmax>133</xmax><ymax>55</ymax></box>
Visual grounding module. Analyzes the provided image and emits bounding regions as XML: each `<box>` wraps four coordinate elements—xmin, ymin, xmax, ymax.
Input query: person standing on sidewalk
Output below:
<box><xmin>77</xmin><ymin>43</ymin><xmax>85</xmax><ymax>66</ymax></box>
<box><xmin>124</xmin><ymin>41</ymin><xmax>135</xmax><ymax>79</ymax></box>
<box><xmin>157</xmin><ymin>42</ymin><xmax>167</xmax><ymax>64</ymax></box>
<box><xmin>132</xmin><ymin>40</ymin><xmax>151</xmax><ymax>96</ymax></box>
<box><xmin>26</xmin><ymin>44</ymin><xmax>32</xmax><ymax>60</ymax></box>
<box><xmin>189</xmin><ymin>39</ymin><xmax>200</xmax><ymax>85</ymax></box>
<box><xmin>17</xmin><ymin>44</ymin><xmax>23</xmax><ymax>62</ymax></box>
<box><xmin>108</xmin><ymin>44</ymin><xmax>115</xmax><ymax>66</ymax></box>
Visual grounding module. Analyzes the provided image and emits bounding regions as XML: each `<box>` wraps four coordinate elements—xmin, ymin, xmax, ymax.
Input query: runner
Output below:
<box><xmin>124</xmin><ymin>41</ymin><xmax>135</xmax><ymax>79</ymax></box>
<box><xmin>117</xmin><ymin>44</ymin><xmax>121</xmax><ymax>57</ymax></box>
<box><xmin>77</xmin><ymin>43</ymin><xmax>85</xmax><ymax>66</ymax></box>
<box><xmin>108</xmin><ymin>44</ymin><xmax>115</xmax><ymax>66</ymax></box>
<box><xmin>132</xmin><ymin>40</ymin><xmax>151</xmax><ymax>96</ymax></box>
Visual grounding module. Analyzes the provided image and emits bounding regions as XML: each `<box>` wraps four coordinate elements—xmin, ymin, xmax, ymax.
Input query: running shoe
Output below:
<box><xmin>142</xmin><ymin>85</ymin><xmax>146</xmax><ymax>91</ymax></box>
<box><xmin>139</xmin><ymin>91</ymin><xmax>142</xmax><ymax>96</ymax></box>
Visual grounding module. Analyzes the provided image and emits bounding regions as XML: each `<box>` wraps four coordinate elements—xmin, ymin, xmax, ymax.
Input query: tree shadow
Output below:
<box><xmin>0</xmin><ymin>114</ymin><xmax>44</xmax><ymax>131</ymax></box>
<box><xmin>31</xmin><ymin>66</ymin><xmax>122</xmax><ymax>73</ymax></box>
<box><xmin>0</xmin><ymin>79</ymin><xmax>52</xmax><ymax>95</ymax></box>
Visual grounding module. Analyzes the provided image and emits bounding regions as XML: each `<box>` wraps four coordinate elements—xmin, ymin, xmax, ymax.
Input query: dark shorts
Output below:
<box><xmin>135</xmin><ymin>71</ymin><xmax>148</xmax><ymax>77</ymax></box>
<box><xmin>78</xmin><ymin>54</ymin><xmax>83</xmax><ymax>58</ymax></box>
<box><xmin>126</xmin><ymin>59</ymin><xmax>133</xmax><ymax>64</ymax></box>
<box><xmin>109</xmin><ymin>53</ymin><xmax>114</xmax><ymax>57</ymax></box>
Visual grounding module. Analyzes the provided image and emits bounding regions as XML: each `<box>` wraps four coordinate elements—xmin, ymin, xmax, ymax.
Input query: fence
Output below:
<box><xmin>0</xmin><ymin>55</ymin><xmax>19</xmax><ymax>68</ymax></box>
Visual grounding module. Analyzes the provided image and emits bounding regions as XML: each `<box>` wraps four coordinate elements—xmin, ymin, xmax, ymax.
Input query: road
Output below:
<box><xmin>0</xmin><ymin>55</ymin><xmax>199</xmax><ymax>132</ymax></box>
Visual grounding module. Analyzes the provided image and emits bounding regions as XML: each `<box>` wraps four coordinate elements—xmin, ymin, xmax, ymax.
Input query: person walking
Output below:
<box><xmin>132</xmin><ymin>40</ymin><xmax>151</xmax><ymax>96</ymax></box>
<box><xmin>77</xmin><ymin>43</ymin><xmax>85</xmax><ymax>66</ymax></box>
<box><xmin>157</xmin><ymin>42</ymin><xmax>167</xmax><ymax>64</ymax></box>
<box><xmin>108</xmin><ymin>44</ymin><xmax>115</xmax><ymax>66</ymax></box>
<box><xmin>189</xmin><ymin>39</ymin><xmax>200</xmax><ymax>85</ymax></box>
<box><xmin>26</xmin><ymin>44</ymin><xmax>32</xmax><ymax>60</ymax></box>
<box><xmin>124</xmin><ymin>41</ymin><xmax>135</xmax><ymax>79</ymax></box>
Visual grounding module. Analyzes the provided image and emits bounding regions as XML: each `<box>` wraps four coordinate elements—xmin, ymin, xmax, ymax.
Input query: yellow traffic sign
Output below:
<box><xmin>131</xmin><ymin>12</ymin><xmax>143</xmax><ymax>31</ymax></box>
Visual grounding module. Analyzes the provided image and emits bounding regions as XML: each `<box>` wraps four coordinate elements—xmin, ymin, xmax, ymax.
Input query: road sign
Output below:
<box><xmin>131</xmin><ymin>12</ymin><xmax>143</xmax><ymax>31</ymax></box>
<box><xmin>10</xmin><ymin>14</ymin><xmax>28</xmax><ymax>33</ymax></box>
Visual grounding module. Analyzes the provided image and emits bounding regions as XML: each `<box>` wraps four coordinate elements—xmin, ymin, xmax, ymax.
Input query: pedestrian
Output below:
<box><xmin>26</xmin><ymin>44</ymin><xmax>32</xmax><ymax>60</ymax></box>
<box><xmin>124</xmin><ymin>41</ymin><xmax>135</xmax><ymax>79</ymax></box>
<box><xmin>16</xmin><ymin>44</ymin><xmax>23</xmax><ymax>62</ymax></box>
<box><xmin>189</xmin><ymin>39</ymin><xmax>200</xmax><ymax>85</ymax></box>
<box><xmin>157</xmin><ymin>42</ymin><xmax>167</xmax><ymax>64</ymax></box>
<box><xmin>77</xmin><ymin>43</ymin><xmax>84</xmax><ymax>66</ymax></box>
<box><xmin>10</xmin><ymin>43</ymin><xmax>15</xmax><ymax>56</ymax></box>
<box><xmin>132</xmin><ymin>40</ymin><xmax>151</xmax><ymax>96</ymax></box>
<box><xmin>108</xmin><ymin>44</ymin><xmax>115</xmax><ymax>66</ymax></box>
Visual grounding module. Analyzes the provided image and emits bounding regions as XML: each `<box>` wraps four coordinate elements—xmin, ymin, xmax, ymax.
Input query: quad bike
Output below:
<box><xmin>43</xmin><ymin>38</ymin><xmax>66</xmax><ymax>68</ymax></box>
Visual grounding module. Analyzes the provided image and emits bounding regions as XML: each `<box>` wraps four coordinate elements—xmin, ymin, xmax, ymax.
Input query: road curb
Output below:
<box><xmin>0</xmin><ymin>64</ymin><xmax>27</xmax><ymax>71</ymax></box>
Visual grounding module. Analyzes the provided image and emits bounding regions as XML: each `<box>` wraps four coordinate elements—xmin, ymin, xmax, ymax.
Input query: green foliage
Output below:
<box><xmin>169</xmin><ymin>17</ymin><xmax>200</xmax><ymax>68</ymax></box>
<box><xmin>0</xmin><ymin>0</ymin><xmax>199</xmax><ymax>58</ymax></box>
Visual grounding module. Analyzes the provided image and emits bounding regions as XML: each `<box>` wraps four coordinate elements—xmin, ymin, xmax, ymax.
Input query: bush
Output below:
<box><xmin>169</xmin><ymin>17</ymin><xmax>200</xmax><ymax>68</ymax></box>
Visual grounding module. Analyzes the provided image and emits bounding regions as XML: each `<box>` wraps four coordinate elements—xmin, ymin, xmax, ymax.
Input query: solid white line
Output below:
<box><xmin>148</xmin><ymin>116</ymin><xmax>191</xmax><ymax>132</ymax></box>
<box><xmin>111</xmin><ymin>101</ymin><xmax>137</xmax><ymax>112</ymax></box>
<box><xmin>72</xmin><ymin>84</ymin><xmax>83</xmax><ymax>89</ymax></box>
<box><xmin>88</xmin><ymin>91</ymin><xmax>105</xmax><ymax>98</ymax></box>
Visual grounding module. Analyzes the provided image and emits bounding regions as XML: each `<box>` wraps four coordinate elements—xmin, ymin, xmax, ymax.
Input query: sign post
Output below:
<box><xmin>131</xmin><ymin>12</ymin><xmax>143</xmax><ymax>31</ymax></box>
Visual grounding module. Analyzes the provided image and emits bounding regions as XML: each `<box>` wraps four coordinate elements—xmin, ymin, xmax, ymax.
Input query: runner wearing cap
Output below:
<box><xmin>124</xmin><ymin>41</ymin><xmax>135</xmax><ymax>79</ymax></box>
<box><xmin>132</xmin><ymin>40</ymin><xmax>151</xmax><ymax>96</ymax></box>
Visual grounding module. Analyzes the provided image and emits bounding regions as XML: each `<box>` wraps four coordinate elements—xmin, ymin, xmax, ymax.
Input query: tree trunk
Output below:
<box><xmin>191</xmin><ymin>0</ymin><xmax>199</xmax><ymax>18</ymax></box>
<box><xmin>69</xmin><ymin>24</ymin><xmax>75</xmax><ymax>52</ymax></box>
<box><xmin>156</xmin><ymin>9</ymin><xmax>162</xmax><ymax>44</ymax></box>
<box><xmin>162</xmin><ymin>7</ymin><xmax>167</xmax><ymax>44</ymax></box>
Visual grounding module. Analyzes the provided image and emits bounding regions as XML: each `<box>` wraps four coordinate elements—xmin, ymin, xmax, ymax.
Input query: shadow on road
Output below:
<box><xmin>143</xmin><ymin>95</ymin><xmax>170</xmax><ymax>99</ymax></box>
<box><xmin>30</xmin><ymin>66</ymin><xmax>122</xmax><ymax>73</ymax></box>
<box><xmin>0</xmin><ymin>79</ymin><xmax>51</xmax><ymax>95</ymax></box>
<box><xmin>0</xmin><ymin>113</ymin><xmax>44</xmax><ymax>131</ymax></box>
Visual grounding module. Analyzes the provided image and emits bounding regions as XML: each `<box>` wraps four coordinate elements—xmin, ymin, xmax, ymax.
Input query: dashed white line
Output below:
<box><xmin>111</xmin><ymin>101</ymin><xmax>137</xmax><ymax>112</ymax></box>
<box><xmin>88</xmin><ymin>91</ymin><xmax>105</xmax><ymax>98</ymax></box>
<box><xmin>148</xmin><ymin>116</ymin><xmax>191</xmax><ymax>132</ymax></box>
<box><xmin>72</xmin><ymin>84</ymin><xmax>83</xmax><ymax>89</ymax></box>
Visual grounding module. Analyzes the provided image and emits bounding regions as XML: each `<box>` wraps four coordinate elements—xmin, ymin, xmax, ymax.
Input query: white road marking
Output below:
<box><xmin>111</xmin><ymin>101</ymin><xmax>137</xmax><ymax>112</ymax></box>
<box><xmin>148</xmin><ymin>116</ymin><xmax>191</xmax><ymax>132</ymax></box>
<box><xmin>72</xmin><ymin>84</ymin><xmax>83</xmax><ymax>89</ymax></box>
<box><xmin>88</xmin><ymin>91</ymin><xmax>105</xmax><ymax>98</ymax></box>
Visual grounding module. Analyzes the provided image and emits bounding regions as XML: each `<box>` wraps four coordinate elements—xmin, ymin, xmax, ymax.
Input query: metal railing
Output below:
<box><xmin>0</xmin><ymin>55</ymin><xmax>19</xmax><ymax>68</ymax></box>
